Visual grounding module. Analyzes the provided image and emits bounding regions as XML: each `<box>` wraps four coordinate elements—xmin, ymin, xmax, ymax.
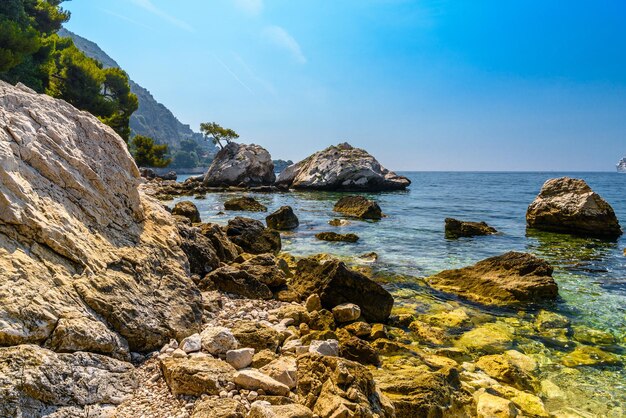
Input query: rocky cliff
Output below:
<box><xmin>0</xmin><ymin>81</ymin><xmax>203</xmax><ymax>415</ymax></box>
<box><xmin>58</xmin><ymin>28</ymin><xmax>211</xmax><ymax>152</ymax></box>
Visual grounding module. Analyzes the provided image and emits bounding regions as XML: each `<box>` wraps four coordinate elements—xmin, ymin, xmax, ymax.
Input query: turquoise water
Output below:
<box><xmin>172</xmin><ymin>172</ymin><xmax>626</xmax><ymax>414</ymax></box>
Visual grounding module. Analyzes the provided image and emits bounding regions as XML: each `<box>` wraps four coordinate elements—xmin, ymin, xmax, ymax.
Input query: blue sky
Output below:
<box><xmin>63</xmin><ymin>0</ymin><xmax>626</xmax><ymax>171</ymax></box>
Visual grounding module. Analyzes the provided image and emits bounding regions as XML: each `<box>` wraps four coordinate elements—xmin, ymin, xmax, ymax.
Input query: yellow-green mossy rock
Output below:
<box><xmin>456</xmin><ymin>322</ymin><xmax>514</xmax><ymax>354</ymax></box>
<box><xmin>561</xmin><ymin>345</ymin><xmax>621</xmax><ymax>367</ymax></box>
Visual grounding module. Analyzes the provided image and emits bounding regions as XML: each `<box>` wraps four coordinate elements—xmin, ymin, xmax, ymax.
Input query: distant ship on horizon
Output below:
<box><xmin>618</xmin><ymin>157</ymin><xmax>626</xmax><ymax>173</ymax></box>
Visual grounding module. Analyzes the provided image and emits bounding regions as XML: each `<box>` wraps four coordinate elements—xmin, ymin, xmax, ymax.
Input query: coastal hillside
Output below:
<box><xmin>58</xmin><ymin>28</ymin><xmax>211</xmax><ymax>152</ymax></box>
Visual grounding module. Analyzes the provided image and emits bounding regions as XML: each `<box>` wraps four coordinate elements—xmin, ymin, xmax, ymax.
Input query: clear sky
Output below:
<box><xmin>63</xmin><ymin>0</ymin><xmax>626</xmax><ymax>171</ymax></box>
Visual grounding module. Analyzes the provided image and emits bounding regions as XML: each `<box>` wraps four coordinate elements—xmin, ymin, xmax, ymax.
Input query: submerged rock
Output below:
<box><xmin>526</xmin><ymin>177</ymin><xmax>622</xmax><ymax>239</ymax></box>
<box><xmin>0</xmin><ymin>81</ymin><xmax>202</xmax><ymax>356</ymax></box>
<box><xmin>315</xmin><ymin>231</ymin><xmax>360</xmax><ymax>243</ymax></box>
<box><xmin>561</xmin><ymin>345</ymin><xmax>621</xmax><ymax>367</ymax></box>
<box><xmin>427</xmin><ymin>252</ymin><xmax>558</xmax><ymax>306</ymax></box>
<box><xmin>266</xmin><ymin>206</ymin><xmax>299</xmax><ymax>230</ymax></box>
<box><xmin>333</xmin><ymin>195</ymin><xmax>383</xmax><ymax>219</ymax></box>
<box><xmin>445</xmin><ymin>218</ymin><xmax>497</xmax><ymax>239</ymax></box>
<box><xmin>292</xmin><ymin>256</ymin><xmax>394</xmax><ymax>323</ymax></box>
<box><xmin>224</xmin><ymin>196</ymin><xmax>268</xmax><ymax>212</ymax></box>
<box><xmin>204</xmin><ymin>142</ymin><xmax>275</xmax><ymax>187</ymax></box>
<box><xmin>225</xmin><ymin>217</ymin><xmax>281</xmax><ymax>254</ymax></box>
<box><xmin>276</xmin><ymin>142</ymin><xmax>410</xmax><ymax>191</ymax></box>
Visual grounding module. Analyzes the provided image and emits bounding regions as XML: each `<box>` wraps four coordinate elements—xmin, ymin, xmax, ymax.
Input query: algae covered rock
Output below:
<box><xmin>445</xmin><ymin>218</ymin><xmax>498</xmax><ymax>239</ymax></box>
<box><xmin>561</xmin><ymin>345</ymin><xmax>621</xmax><ymax>367</ymax></box>
<box><xmin>224</xmin><ymin>196</ymin><xmax>268</xmax><ymax>212</ymax></box>
<box><xmin>333</xmin><ymin>195</ymin><xmax>383</xmax><ymax>219</ymax></box>
<box><xmin>315</xmin><ymin>231</ymin><xmax>360</xmax><ymax>243</ymax></box>
<box><xmin>427</xmin><ymin>252</ymin><xmax>558</xmax><ymax>306</ymax></box>
<box><xmin>526</xmin><ymin>177</ymin><xmax>622</xmax><ymax>239</ymax></box>
<box><xmin>276</xmin><ymin>142</ymin><xmax>410</xmax><ymax>191</ymax></box>
<box><xmin>456</xmin><ymin>322</ymin><xmax>514</xmax><ymax>354</ymax></box>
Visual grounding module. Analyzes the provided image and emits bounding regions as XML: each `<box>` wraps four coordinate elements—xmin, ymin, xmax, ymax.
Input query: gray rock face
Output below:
<box><xmin>0</xmin><ymin>345</ymin><xmax>136</xmax><ymax>418</ymax></box>
<box><xmin>0</xmin><ymin>81</ymin><xmax>202</xmax><ymax>355</ymax></box>
<box><xmin>277</xmin><ymin>143</ymin><xmax>410</xmax><ymax>191</ymax></box>
<box><xmin>204</xmin><ymin>142</ymin><xmax>275</xmax><ymax>187</ymax></box>
<box><xmin>526</xmin><ymin>177</ymin><xmax>622</xmax><ymax>239</ymax></box>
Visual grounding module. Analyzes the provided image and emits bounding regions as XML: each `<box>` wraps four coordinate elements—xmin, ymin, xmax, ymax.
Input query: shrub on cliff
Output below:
<box><xmin>130</xmin><ymin>135</ymin><xmax>171</xmax><ymax>168</ymax></box>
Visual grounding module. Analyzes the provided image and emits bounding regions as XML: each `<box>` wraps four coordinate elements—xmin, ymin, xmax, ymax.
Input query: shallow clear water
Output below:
<box><xmin>173</xmin><ymin>172</ymin><xmax>626</xmax><ymax>414</ymax></box>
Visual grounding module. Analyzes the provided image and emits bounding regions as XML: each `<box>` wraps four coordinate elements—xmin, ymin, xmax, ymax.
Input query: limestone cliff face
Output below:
<box><xmin>0</xmin><ymin>81</ymin><xmax>202</xmax><ymax>356</ymax></box>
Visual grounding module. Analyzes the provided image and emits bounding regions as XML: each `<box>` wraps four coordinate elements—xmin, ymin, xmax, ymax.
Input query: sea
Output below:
<box><xmin>172</xmin><ymin>172</ymin><xmax>626</xmax><ymax>416</ymax></box>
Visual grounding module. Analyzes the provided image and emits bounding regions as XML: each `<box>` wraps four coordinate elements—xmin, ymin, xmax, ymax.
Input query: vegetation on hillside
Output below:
<box><xmin>130</xmin><ymin>135</ymin><xmax>171</xmax><ymax>168</ymax></box>
<box><xmin>0</xmin><ymin>0</ymin><xmax>170</xmax><ymax>166</ymax></box>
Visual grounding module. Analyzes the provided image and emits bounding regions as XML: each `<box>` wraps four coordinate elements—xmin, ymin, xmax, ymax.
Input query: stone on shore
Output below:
<box><xmin>332</xmin><ymin>303</ymin><xmax>361</xmax><ymax>323</ymax></box>
<box><xmin>248</xmin><ymin>402</ymin><xmax>314</xmax><ymax>418</ymax></box>
<box><xmin>160</xmin><ymin>356</ymin><xmax>236</xmax><ymax>396</ymax></box>
<box><xmin>309</xmin><ymin>339</ymin><xmax>340</xmax><ymax>357</ymax></box>
<box><xmin>192</xmin><ymin>397</ymin><xmax>247</xmax><ymax>418</ymax></box>
<box><xmin>296</xmin><ymin>353</ymin><xmax>395</xmax><ymax>417</ymax></box>
<box><xmin>292</xmin><ymin>256</ymin><xmax>394</xmax><ymax>323</ymax></box>
<box><xmin>315</xmin><ymin>231</ymin><xmax>360</xmax><ymax>243</ymax></box>
<box><xmin>476</xmin><ymin>392</ymin><xmax>518</xmax><ymax>418</ymax></box>
<box><xmin>224</xmin><ymin>196</ymin><xmax>268</xmax><ymax>212</ymax></box>
<box><xmin>177</xmin><ymin>221</ymin><xmax>221</xmax><ymax>277</ymax></box>
<box><xmin>445</xmin><ymin>218</ymin><xmax>498</xmax><ymax>239</ymax></box>
<box><xmin>231</xmin><ymin>321</ymin><xmax>281</xmax><ymax>352</ymax></box>
<box><xmin>225</xmin><ymin>217</ymin><xmax>281</xmax><ymax>254</ymax></box>
<box><xmin>198</xmin><ymin>222</ymin><xmax>242</xmax><ymax>263</ymax></box>
<box><xmin>427</xmin><ymin>252</ymin><xmax>558</xmax><ymax>306</ymax></box>
<box><xmin>172</xmin><ymin>200</ymin><xmax>201</xmax><ymax>223</ymax></box>
<box><xmin>0</xmin><ymin>81</ymin><xmax>202</xmax><ymax>355</ymax></box>
<box><xmin>233</xmin><ymin>369</ymin><xmax>291</xmax><ymax>396</ymax></box>
<box><xmin>204</xmin><ymin>142</ymin><xmax>276</xmax><ymax>187</ymax></box>
<box><xmin>200</xmin><ymin>326</ymin><xmax>238</xmax><ymax>356</ymax></box>
<box><xmin>226</xmin><ymin>348</ymin><xmax>255</xmax><ymax>370</ymax></box>
<box><xmin>266</xmin><ymin>206</ymin><xmax>300</xmax><ymax>230</ymax></box>
<box><xmin>526</xmin><ymin>177</ymin><xmax>622</xmax><ymax>239</ymax></box>
<box><xmin>260</xmin><ymin>356</ymin><xmax>298</xmax><ymax>389</ymax></box>
<box><xmin>276</xmin><ymin>142</ymin><xmax>410</xmax><ymax>191</ymax></box>
<box><xmin>180</xmin><ymin>333</ymin><xmax>202</xmax><ymax>353</ymax></box>
<box><xmin>333</xmin><ymin>195</ymin><xmax>383</xmax><ymax>219</ymax></box>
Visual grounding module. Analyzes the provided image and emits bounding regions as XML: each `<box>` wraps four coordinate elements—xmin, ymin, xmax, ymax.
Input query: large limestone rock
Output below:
<box><xmin>0</xmin><ymin>81</ymin><xmax>202</xmax><ymax>354</ymax></box>
<box><xmin>204</xmin><ymin>142</ymin><xmax>275</xmax><ymax>187</ymax></box>
<box><xmin>160</xmin><ymin>356</ymin><xmax>236</xmax><ymax>396</ymax></box>
<box><xmin>292</xmin><ymin>256</ymin><xmax>394</xmax><ymax>323</ymax></box>
<box><xmin>0</xmin><ymin>344</ymin><xmax>136</xmax><ymax>418</ymax></box>
<box><xmin>277</xmin><ymin>143</ymin><xmax>410</xmax><ymax>191</ymax></box>
<box><xmin>427</xmin><ymin>252</ymin><xmax>558</xmax><ymax>306</ymax></box>
<box><xmin>526</xmin><ymin>177</ymin><xmax>622</xmax><ymax>239</ymax></box>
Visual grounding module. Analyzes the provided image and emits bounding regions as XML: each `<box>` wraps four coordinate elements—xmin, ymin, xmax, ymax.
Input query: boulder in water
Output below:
<box><xmin>276</xmin><ymin>142</ymin><xmax>410</xmax><ymax>191</ymax></box>
<box><xmin>334</xmin><ymin>195</ymin><xmax>382</xmax><ymax>219</ymax></box>
<box><xmin>526</xmin><ymin>177</ymin><xmax>622</xmax><ymax>239</ymax></box>
<box><xmin>224</xmin><ymin>196</ymin><xmax>267</xmax><ymax>212</ymax></box>
<box><xmin>445</xmin><ymin>218</ymin><xmax>497</xmax><ymax>239</ymax></box>
<box><xmin>204</xmin><ymin>142</ymin><xmax>275</xmax><ymax>187</ymax></box>
<box><xmin>266</xmin><ymin>206</ymin><xmax>299</xmax><ymax>230</ymax></box>
<box><xmin>315</xmin><ymin>231</ymin><xmax>360</xmax><ymax>243</ymax></box>
<box><xmin>427</xmin><ymin>252</ymin><xmax>558</xmax><ymax>306</ymax></box>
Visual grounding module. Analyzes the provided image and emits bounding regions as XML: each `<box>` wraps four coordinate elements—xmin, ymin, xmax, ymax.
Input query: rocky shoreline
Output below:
<box><xmin>1</xmin><ymin>81</ymin><xmax>624</xmax><ymax>417</ymax></box>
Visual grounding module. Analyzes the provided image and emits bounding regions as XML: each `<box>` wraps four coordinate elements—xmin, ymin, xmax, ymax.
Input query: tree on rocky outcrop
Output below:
<box><xmin>200</xmin><ymin>122</ymin><xmax>239</xmax><ymax>150</ymax></box>
<box><xmin>130</xmin><ymin>135</ymin><xmax>171</xmax><ymax>168</ymax></box>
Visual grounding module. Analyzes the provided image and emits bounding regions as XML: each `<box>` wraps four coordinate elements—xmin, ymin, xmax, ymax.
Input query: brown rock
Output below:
<box><xmin>192</xmin><ymin>397</ymin><xmax>247</xmax><ymax>418</ymax></box>
<box><xmin>427</xmin><ymin>252</ymin><xmax>558</xmax><ymax>306</ymax></box>
<box><xmin>333</xmin><ymin>195</ymin><xmax>382</xmax><ymax>219</ymax></box>
<box><xmin>445</xmin><ymin>218</ymin><xmax>497</xmax><ymax>239</ymax></box>
<box><xmin>172</xmin><ymin>200</ymin><xmax>201</xmax><ymax>223</ymax></box>
<box><xmin>315</xmin><ymin>232</ymin><xmax>360</xmax><ymax>243</ymax></box>
<box><xmin>266</xmin><ymin>206</ymin><xmax>300</xmax><ymax>230</ymax></box>
<box><xmin>292</xmin><ymin>256</ymin><xmax>394</xmax><ymax>323</ymax></box>
<box><xmin>231</xmin><ymin>321</ymin><xmax>282</xmax><ymax>352</ymax></box>
<box><xmin>224</xmin><ymin>196</ymin><xmax>267</xmax><ymax>212</ymax></box>
<box><xmin>160</xmin><ymin>356</ymin><xmax>236</xmax><ymax>396</ymax></box>
<box><xmin>225</xmin><ymin>217</ymin><xmax>281</xmax><ymax>254</ymax></box>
